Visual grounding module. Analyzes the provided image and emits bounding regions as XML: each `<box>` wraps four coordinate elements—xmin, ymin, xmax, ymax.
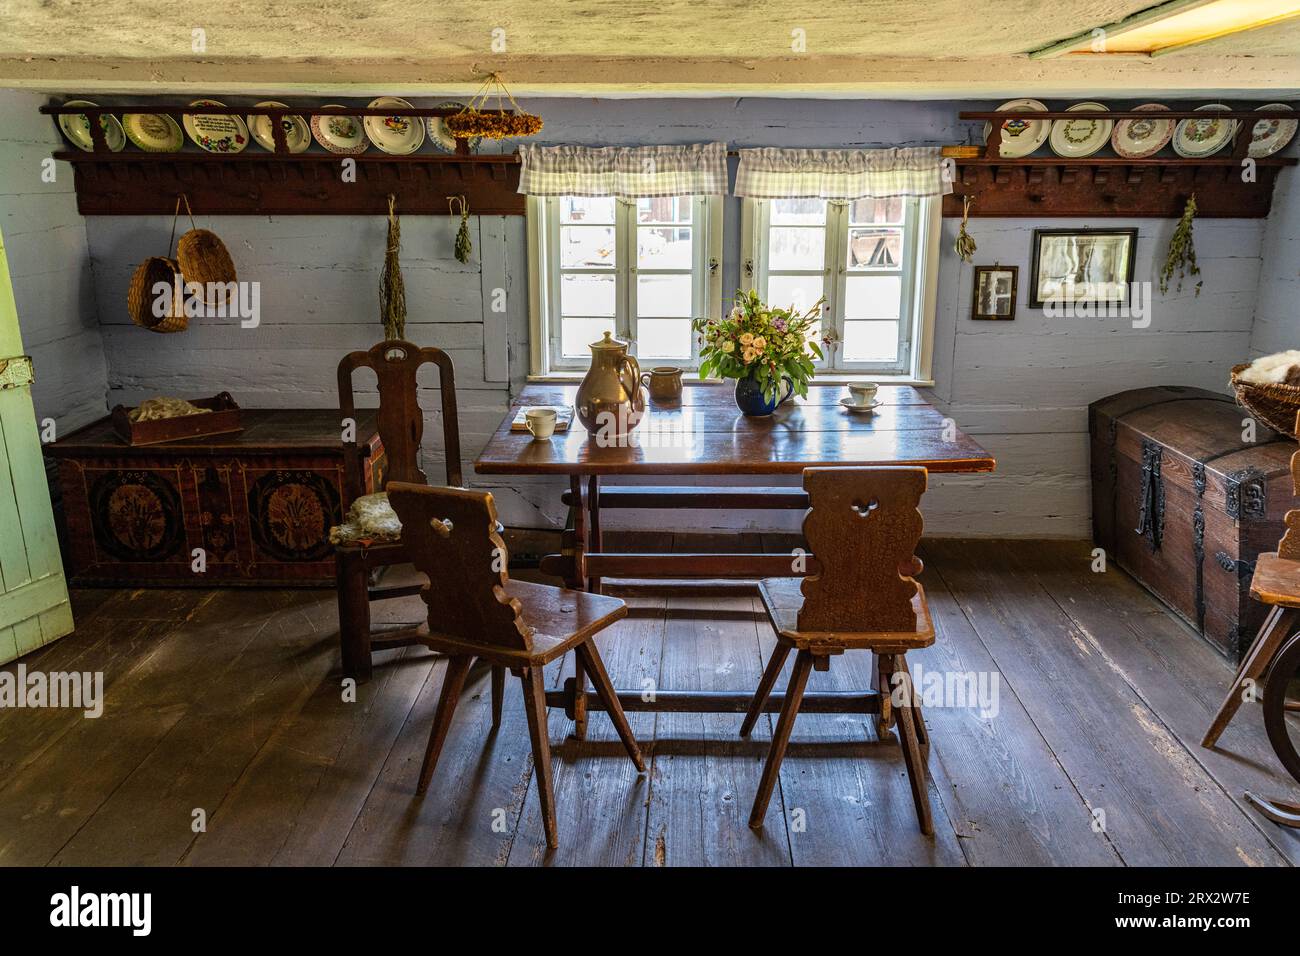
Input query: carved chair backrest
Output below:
<box><xmin>797</xmin><ymin>466</ymin><xmax>927</xmax><ymax>633</ymax></box>
<box><xmin>386</xmin><ymin>481</ymin><xmax>532</xmax><ymax>651</ymax></box>
<box><xmin>337</xmin><ymin>340</ymin><xmax>463</xmax><ymax>504</ymax></box>
<box><xmin>1278</xmin><ymin>410</ymin><xmax>1300</xmax><ymax>561</ymax></box>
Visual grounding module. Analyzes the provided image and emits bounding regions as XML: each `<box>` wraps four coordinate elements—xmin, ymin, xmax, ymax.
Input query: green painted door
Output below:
<box><xmin>0</xmin><ymin>227</ymin><xmax>73</xmax><ymax>663</ymax></box>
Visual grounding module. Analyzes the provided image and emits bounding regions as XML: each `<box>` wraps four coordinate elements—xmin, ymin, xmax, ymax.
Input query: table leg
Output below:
<box><xmin>337</xmin><ymin>549</ymin><xmax>372</xmax><ymax>682</ymax></box>
<box><xmin>587</xmin><ymin>475</ymin><xmax>603</xmax><ymax>594</ymax></box>
<box><xmin>568</xmin><ymin>474</ymin><xmax>589</xmax><ymax>739</ymax></box>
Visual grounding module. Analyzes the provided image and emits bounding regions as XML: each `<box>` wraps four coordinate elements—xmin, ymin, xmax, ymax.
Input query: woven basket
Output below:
<box><xmin>1231</xmin><ymin>363</ymin><xmax>1300</xmax><ymax>439</ymax></box>
<box><xmin>127</xmin><ymin>256</ymin><xmax>187</xmax><ymax>333</ymax></box>
<box><xmin>176</xmin><ymin>228</ymin><xmax>237</xmax><ymax>306</ymax></box>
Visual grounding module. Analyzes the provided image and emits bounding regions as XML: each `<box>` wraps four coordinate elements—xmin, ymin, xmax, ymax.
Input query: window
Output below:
<box><xmin>529</xmin><ymin>195</ymin><xmax>722</xmax><ymax>373</ymax></box>
<box><xmin>742</xmin><ymin>196</ymin><xmax>939</xmax><ymax>379</ymax></box>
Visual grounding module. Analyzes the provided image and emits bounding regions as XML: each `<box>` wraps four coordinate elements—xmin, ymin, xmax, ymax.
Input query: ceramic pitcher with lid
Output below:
<box><xmin>575</xmin><ymin>331</ymin><xmax>645</xmax><ymax>437</ymax></box>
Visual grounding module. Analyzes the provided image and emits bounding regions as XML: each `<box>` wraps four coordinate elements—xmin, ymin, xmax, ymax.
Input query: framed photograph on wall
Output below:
<box><xmin>971</xmin><ymin>265</ymin><xmax>1018</xmax><ymax>320</ymax></box>
<box><xmin>1028</xmin><ymin>229</ymin><xmax>1137</xmax><ymax>308</ymax></box>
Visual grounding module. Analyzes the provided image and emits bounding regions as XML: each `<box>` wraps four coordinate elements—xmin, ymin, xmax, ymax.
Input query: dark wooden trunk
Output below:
<box><xmin>1090</xmin><ymin>386</ymin><xmax>1297</xmax><ymax>662</ymax></box>
<box><xmin>45</xmin><ymin>409</ymin><xmax>385</xmax><ymax>587</ymax></box>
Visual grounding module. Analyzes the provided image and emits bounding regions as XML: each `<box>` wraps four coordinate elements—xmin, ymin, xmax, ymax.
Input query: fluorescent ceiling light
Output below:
<box><xmin>1032</xmin><ymin>0</ymin><xmax>1300</xmax><ymax>58</ymax></box>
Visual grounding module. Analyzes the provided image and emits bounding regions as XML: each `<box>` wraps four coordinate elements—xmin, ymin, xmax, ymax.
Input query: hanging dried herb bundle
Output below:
<box><xmin>380</xmin><ymin>194</ymin><xmax>407</xmax><ymax>340</ymax></box>
<box><xmin>450</xmin><ymin>195</ymin><xmax>472</xmax><ymax>264</ymax></box>
<box><xmin>1160</xmin><ymin>193</ymin><xmax>1201</xmax><ymax>297</ymax></box>
<box><xmin>446</xmin><ymin>71</ymin><xmax>543</xmax><ymax>141</ymax></box>
<box><xmin>954</xmin><ymin>195</ymin><xmax>977</xmax><ymax>262</ymax></box>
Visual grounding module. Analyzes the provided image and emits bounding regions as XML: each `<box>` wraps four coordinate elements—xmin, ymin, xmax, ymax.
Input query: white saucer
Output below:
<box><xmin>840</xmin><ymin>398</ymin><xmax>882</xmax><ymax>413</ymax></box>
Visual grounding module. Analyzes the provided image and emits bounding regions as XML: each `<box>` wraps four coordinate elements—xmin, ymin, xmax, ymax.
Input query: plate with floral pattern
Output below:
<box><xmin>983</xmin><ymin>99</ymin><xmax>1050</xmax><ymax>158</ymax></box>
<box><xmin>182</xmin><ymin>99</ymin><xmax>249</xmax><ymax>153</ymax></box>
<box><xmin>1111</xmin><ymin>103</ymin><xmax>1174</xmax><ymax>159</ymax></box>
<box><xmin>310</xmin><ymin>106</ymin><xmax>369</xmax><ymax>154</ymax></box>
<box><xmin>58</xmin><ymin>100</ymin><xmax>126</xmax><ymax>152</ymax></box>
<box><xmin>426</xmin><ymin>101</ymin><xmax>481</xmax><ymax>153</ymax></box>
<box><xmin>248</xmin><ymin>101</ymin><xmax>310</xmax><ymax>153</ymax></box>
<box><xmin>1242</xmin><ymin>103</ymin><xmax>1297</xmax><ymax>159</ymax></box>
<box><xmin>123</xmin><ymin>112</ymin><xmax>183</xmax><ymax>152</ymax></box>
<box><xmin>363</xmin><ymin>97</ymin><xmax>425</xmax><ymax>155</ymax></box>
<box><xmin>1049</xmin><ymin>102</ymin><xmax>1112</xmax><ymax>159</ymax></box>
<box><xmin>1173</xmin><ymin>104</ymin><xmax>1237</xmax><ymax>159</ymax></box>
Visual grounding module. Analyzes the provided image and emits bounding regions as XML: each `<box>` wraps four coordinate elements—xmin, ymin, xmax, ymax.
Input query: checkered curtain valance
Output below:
<box><xmin>733</xmin><ymin>146</ymin><xmax>951</xmax><ymax>200</ymax></box>
<box><xmin>517</xmin><ymin>143</ymin><xmax>729</xmax><ymax>198</ymax></box>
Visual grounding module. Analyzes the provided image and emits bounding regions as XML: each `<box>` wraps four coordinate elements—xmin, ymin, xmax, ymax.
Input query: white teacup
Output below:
<box><xmin>524</xmin><ymin>407</ymin><xmax>557</xmax><ymax>441</ymax></box>
<box><xmin>847</xmin><ymin>383</ymin><xmax>879</xmax><ymax>406</ymax></box>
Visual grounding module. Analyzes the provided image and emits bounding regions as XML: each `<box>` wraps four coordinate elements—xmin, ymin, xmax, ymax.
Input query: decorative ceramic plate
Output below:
<box><xmin>363</xmin><ymin>97</ymin><xmax>425</xmax><ymax>155</ymax></box>
<box><xmin>58</xmin><ymin>100</ymin><xmax>126</xmax><ymax>152</ymax></box>
<box><xmin>839</xmin><ymin>398</ymin><xmax>882</xmax><ymax>414</ymax></box>
<box><xmin>183</xmin><ymin>99</ymin><xmax>249</xmax><ymax>153</ymax></box>
<box><xmin>310</xmin><ymin>107</ymin><xmax>369</xmax><ymax>154</ymax></box>
<box><xmin>1111</xmin><ymin>103</ymin><xmax>1174</xmax><ymax>159</ymax></box>
<box><xmin>122</xmin><ymin>112</ymin><xmax>183</xmax><ymax>152</ymax></box>
<box><xmin>1243</xmin><ymin>103</ymin><xmax>1297</xmax><ymax>159</ymax></box>
<box><xmin>984</xmin><ymin>99</ymin><xmax>1050</xmax><ymax>159</ymax></box>
<box><xmin>426</xmin><ymin>100</ymin><xmax>482</xmax><ymax>153</ymax></box>
<box><xmin>1173</xmin><ymin>104</ymin><xmax>1237</xmax><ymax>158</ymax></box>
<box><xmin>248</xmin><ymin>101</ymin><xmax>310</xmax><ymax>153</ymax></box>
<box><xmin>1049</xmin><ymin>102</ymin><xmax>1112</xmax><ymax>159</ymax></box>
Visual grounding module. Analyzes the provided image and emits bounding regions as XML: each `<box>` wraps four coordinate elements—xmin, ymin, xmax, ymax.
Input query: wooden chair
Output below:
<box><xmin>335</xmin><ymin>340</ymin><xmax>475</xmax><ymax>685</ymax></box>
<box><xmin>741</xmin><ymin>466</ymin><xmax>935</xmax><ymax>835</ymax></box>
<box><xmin>387</xmin><ymin>481</ymin><xmax>645</xmax><ymax>849</ymax></box>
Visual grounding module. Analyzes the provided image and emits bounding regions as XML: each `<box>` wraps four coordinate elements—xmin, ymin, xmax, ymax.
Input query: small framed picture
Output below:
<box><xmin>1029</xmin><ymin>229</ymin><xmax>1137</xmax><ymax>308</ymax></box>
<box><xmin>971</xmin><ymin>265</ymin><xmax>1018</xmax><ymax>320</ymax></box>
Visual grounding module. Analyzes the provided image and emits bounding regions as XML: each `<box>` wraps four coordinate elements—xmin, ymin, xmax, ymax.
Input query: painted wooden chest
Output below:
<box><xmin>1090</xmin><ymin>386</ymin><xmax>1297</xmax><ymax>662</ymax></box>
<box><xmin>45</xmin><ymin>409</ymin><xmax>385</xmax><ymax>586</ymax></box>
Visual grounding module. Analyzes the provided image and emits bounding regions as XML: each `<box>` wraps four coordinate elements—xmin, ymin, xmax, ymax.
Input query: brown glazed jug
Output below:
<box><xmin>575</xmin><ymin>331</ymin><xmax>645</xmax><ymax>438</ymax></box>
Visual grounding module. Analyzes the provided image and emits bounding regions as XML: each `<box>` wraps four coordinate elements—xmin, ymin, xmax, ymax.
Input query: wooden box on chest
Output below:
<box><xmin>1090</xmin><ymin>386</ymin><xmax>1297</xmax><ymax>662</ymax></box>
<box><xmin>45</xmin><ymin>409</ymin><xmax>385</xmax><ymax>586</ymax></box>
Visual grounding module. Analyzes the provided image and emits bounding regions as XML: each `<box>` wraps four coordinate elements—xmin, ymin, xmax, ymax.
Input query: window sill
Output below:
<box><xmin>526</xmin><ymin>372</ymin><xmax>935</xmax><ymax>388</ymax></box>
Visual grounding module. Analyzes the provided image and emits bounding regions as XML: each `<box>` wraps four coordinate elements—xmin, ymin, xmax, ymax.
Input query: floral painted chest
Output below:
<box><xmin>45</xmin><ymin>409</ymin><xmax>384</xmax><ymax>586</ymax></box>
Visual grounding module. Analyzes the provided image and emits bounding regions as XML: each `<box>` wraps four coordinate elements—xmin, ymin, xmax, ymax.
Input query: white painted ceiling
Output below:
<box><xmin>0</xmin><ymin>0</ymin><xmax>1297</xmax><ymax>96</ymax></box>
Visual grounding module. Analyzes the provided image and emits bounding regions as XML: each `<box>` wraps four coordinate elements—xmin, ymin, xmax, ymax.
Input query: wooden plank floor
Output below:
<box><xmin>1</xmin><ymin>536</ymin><xmax>1297</xmax><ymax>867</ymax></box>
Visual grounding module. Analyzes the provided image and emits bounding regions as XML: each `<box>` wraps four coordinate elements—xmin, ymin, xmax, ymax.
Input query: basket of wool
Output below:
<box><xmin>1231</xmin><ymin>350</ymin><xmax>1300</xmax><ymax>439</ymax></box>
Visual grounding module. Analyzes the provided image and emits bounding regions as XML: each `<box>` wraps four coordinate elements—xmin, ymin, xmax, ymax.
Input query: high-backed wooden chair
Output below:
<box><xmin>741</xmin><ymin>466</ymin><xmax>935</xmax><ymax>835</ymax></box>
<box><xmin>387</xmin><ymin>481</ymin><xmax>645</xmax><ymax>849</ymax></box>
<box><xmin>335</xmin><ymin>340</ymin><xmax>471</xmax><ymax>684</ymax></box>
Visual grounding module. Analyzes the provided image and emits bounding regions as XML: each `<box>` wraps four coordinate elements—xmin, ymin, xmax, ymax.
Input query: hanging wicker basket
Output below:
<box><xmin>127</xmin><ymin>256</ymin><xmax>187</xmax><ymax>333</ymax></box>
<box><xmin>1230</xmin><ymin>363</ymin><xmax>1300</xmax><ymax>439</ymax></box>
<box><xmin>177</xmin><ymin>228</ymin><xmax>237</xmax><ymax>305</ymax></box>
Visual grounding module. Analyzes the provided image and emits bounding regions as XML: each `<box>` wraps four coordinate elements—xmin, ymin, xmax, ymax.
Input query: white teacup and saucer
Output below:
<box><xmin>840</xmin><ymin>382</ymin><xmax>882</xmax><ymax>414</ymax></box>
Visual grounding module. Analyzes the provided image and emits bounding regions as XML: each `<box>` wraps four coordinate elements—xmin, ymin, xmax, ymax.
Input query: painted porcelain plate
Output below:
<box><xmin>310</xmin><ymin>107</ymin><xmax>369</xmax><ymax>154</ymax></box>
<box><xmin>426</xmin><ymin>100</ymin><xmax>481</xmax><ymax>153</ymax></box>
<box><xmin>183</xmin><ymin>99</ymin><xmax>249</xmax><ymax>153</ymax></box>
<box><xmin>1049</xmin><ymin>102</ymin><xmax>1112</xmax><ymax>159</ymax></box>
<box><xmin>1243</xmin><ymin>103</ymin><xmax>1297</xmax><ymax>159</ymax></box>
<box><xmin>58</xmin><ymin>100</ymin><xmax>126</xmax><ymax>152</ymax></box>
<box><xmin>363</xmin><ymin>97</ymin><xmax>425</xmax><ymax>155</ymax></box>
<box><xmin>122</xmin><ymin>112</ymin><xmax>183</xmax><ymax>152</ymax></box>
<box><xmin>1173</xmin><ymin>104</ymin><xmax>1237</xmax><ymax>159</ymax></box>
<box><xmin>984</xmin><ymin>99</ymin><xmax>1049</xmax><ymax>159</ymax></box>
<box><xmin>248</xmin><ymin>101</ymin><xmax>310</xmax><ymax>153</ymax></box>
<box><xmin>1111</xmin><ymin>103</ymin><xmax>1174</xmax><ymax>159</ymax></box>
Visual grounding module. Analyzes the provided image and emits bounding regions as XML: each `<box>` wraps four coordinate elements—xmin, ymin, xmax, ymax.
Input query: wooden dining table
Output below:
<box><xmin>475</xmin><ymin>382</ymin><xmax>995</xmax><ymax>737</ymax></box>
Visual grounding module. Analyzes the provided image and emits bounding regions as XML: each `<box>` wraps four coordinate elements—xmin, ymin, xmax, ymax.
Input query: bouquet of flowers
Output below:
<box><xmin>693</xmin><ymin>289</ymin><xmax>824</xmax><ymax>402</ymax></box>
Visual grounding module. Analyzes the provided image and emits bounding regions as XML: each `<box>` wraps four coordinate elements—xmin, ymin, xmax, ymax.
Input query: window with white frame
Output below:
<box><xmin>529</xmin><ymin>195</ymin><xmax>722</xmax><ymax>373</ymax></box>
<box><xmin>742</xmin><ymin>195</ymin><xmax>939</xmax><ymax>378</ymax></box>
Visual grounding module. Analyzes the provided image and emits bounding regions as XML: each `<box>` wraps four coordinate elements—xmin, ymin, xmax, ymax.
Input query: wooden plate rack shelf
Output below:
<box><xmin>944</xmin><ymin>109</ymin><xmax>1297</xmax><ymax>218</ymax></box>
<box><xmin>41</xmin><ymin>103</ymin><xmax>526</xmax><ymax>216</ymax></box>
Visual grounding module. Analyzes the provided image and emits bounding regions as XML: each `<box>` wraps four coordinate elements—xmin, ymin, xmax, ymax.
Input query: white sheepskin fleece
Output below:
<box><xmin>1237</xmin><ymin>350</ymin><xmax>1300</xmax><ymax>386</ymax></box>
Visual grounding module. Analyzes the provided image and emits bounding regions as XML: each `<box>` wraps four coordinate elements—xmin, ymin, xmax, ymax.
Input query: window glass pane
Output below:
<box><xmin>561</xmin><ymin>273</ymin><xmax>615</xmax><ymax>316</ymax></box>
<box><xmin>561</xmin><ymin>317</ymin><xmax>616</xmax><ymax>359</ymax></box>
<box><xmin>768</xmin><ymin>227</ymin><xmax>825</xmax><ymax>270</ymax></box>
<box><xmin>849</xmin><ymin>197</ymin><xmax>904</xmax><ymax>224</ymax></box>
<box><xmin>560</xmin><ymin>197</ymin><xmax>615</xmax><ymax>224</ymax></box>
<box><xmin>636</xmin><ymin>319</ymin><xmax>692</xmax><ymax>361</ymax></box>
<box><xmin>844</xmin><ymin>275</ymin><xmax>901</xmax><ymax>319</ymax></box>
<box><xmin>638</xmin><ymin>226</ymin><xmax>693</xmax><ymax>269</ymax></box>
<box><xmin>637</xmin><ymin>274</ymin><xmax>692</xmax><ymax>317</ymax></box>
<box><xmin>767</xmin><ymin>274</ymin><xmax>824</xmax><ymax>315</ymax></box>
<box><xmin>770</xmin><ymin>198</ymin><xmax>826</xmax><ymax>226</ymax></box>
<box><xmin>848</xmin><ymin>228</ymin><xmax>903</xmax><ymax>270</ymax></box>
<box><xmin>637</xmin><ymin>196</ymin><xmax>691</xmax><ymax>224</ymax></box>
<box><xmin>561</xmin><ymin>226</ymin><xmax>615</xmax><ymax>269</ymax></box>
<box><xmin>842</xmin><ymin>321</ymin><xmax>899</xmax><ymax>363</ymax></box>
